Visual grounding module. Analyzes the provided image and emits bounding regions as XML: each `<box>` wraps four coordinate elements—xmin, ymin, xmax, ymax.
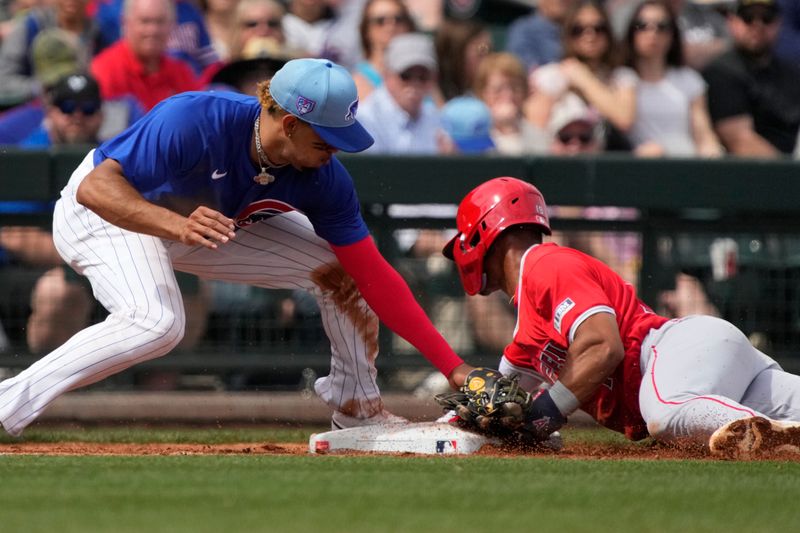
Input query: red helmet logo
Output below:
<box><xmin>443</xmin><ymin>177</ymin><xmax>550</xmax><ymax>295</ymax></box>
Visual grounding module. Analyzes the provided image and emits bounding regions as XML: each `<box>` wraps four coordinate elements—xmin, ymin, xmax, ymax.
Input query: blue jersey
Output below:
<box><xmin>94</xmin><ymin>91</ymin><xmax>369</xmax><ymax>246</ymax></box>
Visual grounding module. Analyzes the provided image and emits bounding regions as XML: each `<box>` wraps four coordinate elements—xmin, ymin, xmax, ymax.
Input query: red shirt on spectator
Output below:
<box><xmin>91</xmin><ymin>40</ymin><xmax>200</xmax><ymax>111</ymax></box>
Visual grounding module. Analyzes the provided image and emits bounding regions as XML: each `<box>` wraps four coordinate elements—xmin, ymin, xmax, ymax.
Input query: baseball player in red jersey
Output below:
<box><xmin>443</xmin><ymin>177</ymin><xmax>800</xmax><ymax>457</ymax></box>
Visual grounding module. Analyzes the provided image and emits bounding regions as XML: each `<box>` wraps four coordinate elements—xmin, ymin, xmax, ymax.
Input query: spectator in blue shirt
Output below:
<box><xmin>506</xmin><ymin>0</ymin><xmax>577</xmax><ymax>73</ymax></box>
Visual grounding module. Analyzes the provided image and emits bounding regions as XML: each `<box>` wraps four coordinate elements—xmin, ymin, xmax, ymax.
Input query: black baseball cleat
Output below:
<box><xmin>709</xmin><ymin>416</ymin><xmax>800</xmax><ymax>459</ymax></box>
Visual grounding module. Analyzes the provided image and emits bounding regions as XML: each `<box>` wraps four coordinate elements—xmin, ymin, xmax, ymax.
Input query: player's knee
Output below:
<box><xmin>121</xmin><ymin>306</ymin><xmax>186</xmax><ymax>353</ymax></box>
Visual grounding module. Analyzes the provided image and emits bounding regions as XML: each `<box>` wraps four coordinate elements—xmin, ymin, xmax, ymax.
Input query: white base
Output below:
<box><xmin>309</xmin><ymin>422</ymin><xmax>500</xmax><ymax>455</ymax></box>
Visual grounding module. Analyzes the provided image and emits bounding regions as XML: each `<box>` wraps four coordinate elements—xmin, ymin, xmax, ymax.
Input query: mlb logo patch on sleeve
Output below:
<box><xmin>553</xmin><ymin>297</ymin><xmax>575</xmax><ymax>334</ymax></box>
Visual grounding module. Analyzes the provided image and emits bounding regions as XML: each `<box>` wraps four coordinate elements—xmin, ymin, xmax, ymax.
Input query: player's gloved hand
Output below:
<box><xmin>435</xmin><ymin>367</ymin><xmax>534</xmax><ymax>434</ymax></box>
<box><xmin>518</xmin><ymin>389</ymin><xmax>568</xmax><ymax>442</ymax></box>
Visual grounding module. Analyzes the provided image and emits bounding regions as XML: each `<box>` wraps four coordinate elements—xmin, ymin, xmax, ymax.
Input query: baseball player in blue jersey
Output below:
<box><xmin>0</xmin><ymin>58</ymin><xmax>473</xmax><ymax>436</ymax></box>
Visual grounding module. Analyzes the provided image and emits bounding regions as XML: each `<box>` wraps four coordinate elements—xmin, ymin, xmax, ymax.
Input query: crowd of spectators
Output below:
<box><xmin>1</xmin><ymin>0</ymin><xmax>797</xmax><ymax>158</ymax></box>
<box><xmin>1</xmin><ymin>0</ymin><xmax>800</xmax><ymax>370</ymax></box>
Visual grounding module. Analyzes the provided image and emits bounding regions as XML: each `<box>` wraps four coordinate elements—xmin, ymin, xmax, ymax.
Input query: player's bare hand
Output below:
<box><xmin>182</xmin><ymin>206</ymin><xmax>236</xmax><ymax>249</ymax></box>
<box><xmin>448</xmin><ymin>363</ymin><xmax>476</xmax><ymax>390</ymax></box>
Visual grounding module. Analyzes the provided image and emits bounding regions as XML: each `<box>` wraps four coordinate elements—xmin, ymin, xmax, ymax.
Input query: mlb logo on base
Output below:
<box><xmin>435</xmin><ymin>440</ymin><xmax>458</xmax><ymax>453</ymax></box>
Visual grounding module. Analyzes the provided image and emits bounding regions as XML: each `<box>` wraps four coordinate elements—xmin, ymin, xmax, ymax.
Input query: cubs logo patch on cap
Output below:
<box><xmin>269</xmin><ymin>58</ymin><xmax>374</xmax><ymax>152</ymax></box>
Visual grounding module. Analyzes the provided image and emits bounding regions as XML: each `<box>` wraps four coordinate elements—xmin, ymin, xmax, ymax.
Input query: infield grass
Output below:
<box><xmin>1</xmin><ymin>427</ymin><xmax>799</xmax><ymax>533</ymax></box>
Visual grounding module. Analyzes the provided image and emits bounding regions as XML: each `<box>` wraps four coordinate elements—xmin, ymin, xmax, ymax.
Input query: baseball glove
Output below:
<box><xmin>435</xmin><ymin>367</ymin><xmax>531</xmax><ymax>435</ymax></box>
<box><xmin>435</xmin><ymin>367</ymin><xmax>568</xmax><ymax>448</ymax></box>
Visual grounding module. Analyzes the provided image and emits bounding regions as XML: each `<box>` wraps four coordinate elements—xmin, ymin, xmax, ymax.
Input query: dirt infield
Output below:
<box><xmin>2</xmin><ymin>440</ymin><xmax>798</xmax><ymax>461</ymax></box>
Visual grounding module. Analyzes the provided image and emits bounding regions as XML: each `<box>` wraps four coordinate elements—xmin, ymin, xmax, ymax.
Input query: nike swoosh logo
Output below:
<box><xmin>212</xmin><ymin>169</ymin><xmax>228</xmax><ymax>180</ymax></box>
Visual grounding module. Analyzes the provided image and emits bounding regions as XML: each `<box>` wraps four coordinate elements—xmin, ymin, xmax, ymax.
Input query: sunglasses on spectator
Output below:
<box><xmin>570</xmin><ymin>23</ymin><xmax>609</xmax><ymax>37</ymax></box>
<box><xmin>242</xmin><ymin>18</ymin><xmax>282</xmax><ymax>29</ymax></box>
<box><xmin>739</xmin><ymin>10</ymin><xmax>779</xmax><ymax>26</ymax></box>
<box><xmin>55</xmin><ymin>100</ymin><xmax>100</xmax><ymax>115</ymax></box>
<box><xmin>399</xmin><ymin>70</ymin><xmax>432</xmax><ymax>83</ymax></box>
<box><xmin>633</xmin><ymin>20</ymin><xmax>672</xmax><ymax>33</ymax></box>
<box><xmin>369</xmin><ymin>15</ymin><xmax>408</xmax><ymax>26</ymax></box>
<box><xmin>557</xmin><ymin>130</ymin><xmax>594</xmax><ymax>145</ymax></box>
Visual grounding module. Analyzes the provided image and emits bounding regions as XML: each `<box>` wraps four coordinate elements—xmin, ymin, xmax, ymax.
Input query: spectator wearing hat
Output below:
<box><xmin>0</xmin><ymin>0</ymin><xmax>100</xmax><ymax>108</ymax></box>
<box><xmin>703</xmin><ymin>0</ymin><xmax>800</xmax><ymax>156</ymax></box>
<box><xmin>90</xmin><ymin>0</ymin><xmax>200</xmax><ymax>111</ymax></box>
<box><xmin>438</xmin><ymin>96</ymin><xmax>495</xmax><ymax>154</ymax></box>
<box><xmin>548</xmin><ymin>94</ymin><xmax>605</xmax><ymax>155</ymax></box>
<box><xmin>357</xmin><ymin>32</ymin><xmax>440</xmax><ymax>154</ymax></box>
<box><xmin>20</xmin><ymin>72</ymin><xmax>103</xmax><ymax>147</ymax></box>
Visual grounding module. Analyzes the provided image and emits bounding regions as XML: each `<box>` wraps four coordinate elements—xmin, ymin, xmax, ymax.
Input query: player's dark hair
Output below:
<box><xmin>485</xmin><ymin>224</ymin><xmax>544</xmax><ymax>263</ymax></box>
<box><xmin>507</xmin><ymin>224</ymin><xmax>545</xmax><ymax>242</ymax></box>
<box><xmin>256</xmin><ymin>80</ymin><xmax>288</xmax><ymax>117</ymax></box>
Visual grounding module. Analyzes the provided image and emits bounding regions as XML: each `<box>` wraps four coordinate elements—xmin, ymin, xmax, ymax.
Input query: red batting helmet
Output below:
<box><xmin>443</xmin><ymin>177</ymin><xmax>550</xmax><ymax>295</ymax></box>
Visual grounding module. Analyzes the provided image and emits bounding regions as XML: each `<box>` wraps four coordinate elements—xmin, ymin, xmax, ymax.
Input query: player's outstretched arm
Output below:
<box><xmin>559</xmin><ymin>312</ymin><xmax>625</xmax><ymax>402</ymax></box>
<box><xmin>332</xmin><ymin>236</ymin><xmax>471</xmax><ymax>387</ymax></box>
<box><xmin>77</xmin><ymin>159</ymin><xmax>236</xmax><ymax>250</ymax></box>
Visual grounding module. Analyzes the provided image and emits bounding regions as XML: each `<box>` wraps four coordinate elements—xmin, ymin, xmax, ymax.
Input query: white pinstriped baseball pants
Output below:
<box><xmin>0</xmin><ymin>151</ymin><xmax>383</xmax><ymax>436</ymax></box>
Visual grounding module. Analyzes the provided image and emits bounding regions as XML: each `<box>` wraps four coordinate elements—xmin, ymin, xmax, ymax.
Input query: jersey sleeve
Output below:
<box><xmin>94</xmin><ymin>96</ymin><xmax>205</xmax><ymax>192</ymax></box>
<box><xmin>332</xmin><ymin>237</ymin><xmax>464</xmax><ymax>376</ymax></box>
<box><xmin>304</xmin><ymin>158</ymin><xmax>369</xmax><ymax>245</ymax></box>
<box><xmin>527</xmin><ymin>251</ymin><xmax>616</xmax><ymax>345</ymax></box>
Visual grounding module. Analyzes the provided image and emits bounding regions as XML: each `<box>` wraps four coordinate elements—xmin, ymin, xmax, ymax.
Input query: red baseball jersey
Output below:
<box><xmin>504</xmin><ymin>243</ymin><xmax>669</xmax><ymax>440</ymax></box>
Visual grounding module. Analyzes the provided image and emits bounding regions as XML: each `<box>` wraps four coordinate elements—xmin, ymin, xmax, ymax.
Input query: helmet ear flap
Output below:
<box><xmin>454</xmin><ymin>224</ymin><xmax>489</xmax><ymax>295</ymax></box>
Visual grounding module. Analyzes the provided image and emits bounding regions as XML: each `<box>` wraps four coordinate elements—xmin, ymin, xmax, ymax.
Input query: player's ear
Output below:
<box><xmin>281</xmin><ymin>115</ymin><xmax>299</xmax><ymax>139</ymax></box>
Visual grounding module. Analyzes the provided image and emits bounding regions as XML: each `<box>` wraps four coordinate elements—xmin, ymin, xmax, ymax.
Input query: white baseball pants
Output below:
<box><xmin>0</xmin><ymin>151</ymin><xmax>383</xmax><ymax>436</ymax></box>
<box><xmin>640</xmin><ymin>315</ymin><xmax>800</xmax><ymax>443</ymax></box>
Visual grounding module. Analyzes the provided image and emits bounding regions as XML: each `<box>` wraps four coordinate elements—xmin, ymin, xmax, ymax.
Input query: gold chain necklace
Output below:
<box><xmin>253</xmin><ymin>115</ymin><xmax>275</xmax><ymax>185</ymax></box>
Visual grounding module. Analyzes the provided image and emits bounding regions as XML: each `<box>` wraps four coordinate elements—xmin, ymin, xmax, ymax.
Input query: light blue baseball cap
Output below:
<box><xmin>269</xmin><ymin>58</ymin><xmax>374</xmax><ymax>152</ymax></box>
<box><xmin>440</xmin><ymin>96</ymin><xmax>495</xmax><ymax>153</ymax></box>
